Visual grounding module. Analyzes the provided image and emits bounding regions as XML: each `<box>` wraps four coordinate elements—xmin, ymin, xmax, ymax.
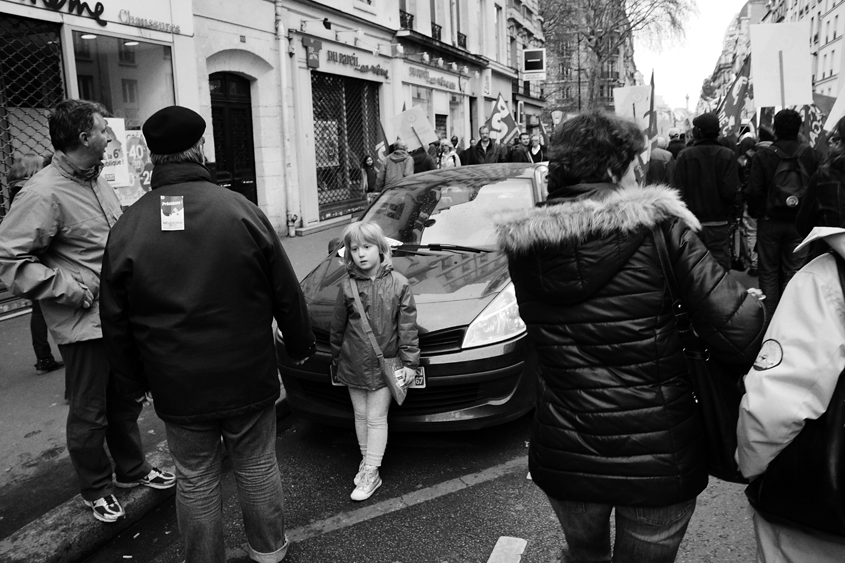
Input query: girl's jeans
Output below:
<box><xmin>348</xmin><ymin>386</ymin><xmax>392</xmax><ymax>467</ymax></box>
<box><xmin>547</xmin><ymin>496</ymin><xmax>696</xmax><ymax>563</ymax></box>
<box><xmin>164</xmin><ymin>405</ymin><xmax>288</xmax><ymax>563</ymax></box>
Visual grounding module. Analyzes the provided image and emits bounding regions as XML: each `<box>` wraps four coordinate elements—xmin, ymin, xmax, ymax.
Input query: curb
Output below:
<box><xmin>0</xmin><ymin>395</ymin><xmax>290</xmax><ymax>563</ymax></box>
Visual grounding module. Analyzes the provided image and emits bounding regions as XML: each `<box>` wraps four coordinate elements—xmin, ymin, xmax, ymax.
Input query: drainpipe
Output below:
<box><xmin>275</xmin><ymin>1</ymin><xmax>300</xmax><ymax>236</ymax></box>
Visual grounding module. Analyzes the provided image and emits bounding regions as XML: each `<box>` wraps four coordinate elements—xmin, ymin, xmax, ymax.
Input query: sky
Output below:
<box><xmin>633</xmin><ymin>0</ymin><xmax>751</xmax><ymax>111</ymax></box>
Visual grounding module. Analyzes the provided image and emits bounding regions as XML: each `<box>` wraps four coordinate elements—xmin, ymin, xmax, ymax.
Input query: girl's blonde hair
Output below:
<box><xmin>341</xmin><ymin>221</ymin><xmax>391</xmax><ymax>270</ymax></box>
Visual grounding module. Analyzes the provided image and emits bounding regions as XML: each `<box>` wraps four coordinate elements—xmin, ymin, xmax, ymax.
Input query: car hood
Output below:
<box><xmin>301</xmin><ymin>250</ymin><xmax>511</xmax><ymax>334</ymax></box>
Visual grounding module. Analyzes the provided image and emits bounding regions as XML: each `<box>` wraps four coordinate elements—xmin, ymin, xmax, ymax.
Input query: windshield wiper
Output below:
<box><xmin>391</xmin><ymin>246</ymin><xmax>436</xmax><ymax>256</ymax></box>
<box><xmin>401</xmin><ymin>243</ymin><xmax>492</xmax><ymax>253</ymax></box>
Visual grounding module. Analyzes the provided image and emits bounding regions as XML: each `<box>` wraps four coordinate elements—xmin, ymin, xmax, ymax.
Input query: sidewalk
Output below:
<box><xmin>0</xmin><ymin>223</ymin><xmax>346</xmax><ymax>563</ymax></box>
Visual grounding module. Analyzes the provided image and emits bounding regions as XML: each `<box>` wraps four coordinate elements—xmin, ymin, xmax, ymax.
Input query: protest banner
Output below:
<box><xmin>750</xmin><ymin>22</ymin><xmax>813</xmax><ymax>108</ymax></box>
<box><xmin>389</xmin><ymin>107</ymin><xmax>439</xmax><ymax>151</ymax></box>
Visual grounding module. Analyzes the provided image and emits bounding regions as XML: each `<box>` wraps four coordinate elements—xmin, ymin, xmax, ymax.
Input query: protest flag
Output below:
<box><xmin>716</xmin><ymin>56</ymin><xmax>751</xmax><ymax>138</ymax></box>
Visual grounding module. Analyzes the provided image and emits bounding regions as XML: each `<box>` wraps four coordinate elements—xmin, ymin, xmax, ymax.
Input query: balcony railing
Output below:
<box><xmin>457</xmin><ymin>32</ymin><xmax>467</xmax><ymax>49</ymax></box>
<box><xmin>431</xmin><ymin>22</ymin><xmax>442</xmax><ymax>42</ymax></box>
<box><xmin>400</xmin><ymin>10</ymin><xmax>414</xmax><ymax>30</ymax></box>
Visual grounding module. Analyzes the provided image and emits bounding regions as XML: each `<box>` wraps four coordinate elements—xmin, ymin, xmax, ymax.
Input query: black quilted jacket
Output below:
<box><xmin>495</xmin><ymin>183</ymin><xmax>766</xmax><ymax>507</ymax></box>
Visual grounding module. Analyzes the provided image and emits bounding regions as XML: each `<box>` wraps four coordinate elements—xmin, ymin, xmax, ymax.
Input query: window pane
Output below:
<box><xmin>73</xmin><ymin>32</ymin><xmax>174</xmax><ymax>130</ymax></box>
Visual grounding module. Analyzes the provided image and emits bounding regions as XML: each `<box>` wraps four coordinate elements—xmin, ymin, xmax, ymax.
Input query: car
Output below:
<box><xmin>276</xmin><ymin>162</ymin><xmax>549</xmax><ymax>431</ymax></box>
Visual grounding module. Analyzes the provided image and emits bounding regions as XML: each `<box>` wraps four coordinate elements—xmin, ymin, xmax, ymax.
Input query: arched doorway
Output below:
<box><xmin>209</xmin><ymin>72</ymin><xmax>257</xmax><ymax>204</ymax></box>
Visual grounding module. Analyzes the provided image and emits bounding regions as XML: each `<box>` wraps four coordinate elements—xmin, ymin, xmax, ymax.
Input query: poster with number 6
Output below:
<box><xmin>113</xmin><ymin>130</ymin><xmax>153</xmax><ymax>208</ymax></box>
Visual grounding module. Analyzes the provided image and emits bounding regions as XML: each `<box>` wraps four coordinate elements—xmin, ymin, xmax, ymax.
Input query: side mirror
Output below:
<box><xmin>328</xmin><ymin>238</ymin><xmax>341</xmax><ymax>255</ymax></box>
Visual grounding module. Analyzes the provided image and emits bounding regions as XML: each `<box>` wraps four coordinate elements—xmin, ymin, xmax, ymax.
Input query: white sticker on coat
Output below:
<box><xmin>752</xmin><ymin>339</ymin><xmax>783</xmax><ymax>371</ymax></box>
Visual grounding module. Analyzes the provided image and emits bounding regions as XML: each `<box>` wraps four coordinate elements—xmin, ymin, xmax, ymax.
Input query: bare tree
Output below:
<box><xmin>541</xmin><ymin>0</ymin><xmax>697</xmax><ymax>109</ymax></box>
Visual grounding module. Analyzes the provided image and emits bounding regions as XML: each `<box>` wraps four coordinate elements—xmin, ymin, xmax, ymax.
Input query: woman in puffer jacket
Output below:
<box><xmin>495</xmin><ymin>110</ymin><xmax>766</xmax><ymax>563</ymax></box>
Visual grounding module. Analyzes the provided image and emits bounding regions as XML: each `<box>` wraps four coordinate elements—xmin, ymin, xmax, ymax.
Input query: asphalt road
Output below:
<box><xmin>79</xmin><ymin>413</ymin><xmax>757</xmax><ymax>563</ymax></box>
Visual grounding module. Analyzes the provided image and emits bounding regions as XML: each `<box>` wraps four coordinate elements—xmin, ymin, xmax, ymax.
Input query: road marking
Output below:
<box><xmin>486</xmin><ymin>536</ymin><xmax>528</xmax><ymax>563</ymax></box>
<box><xmin>285</xmin><ymin>456</ymin><xmax>528</xmax><ymax>544</ymax></box>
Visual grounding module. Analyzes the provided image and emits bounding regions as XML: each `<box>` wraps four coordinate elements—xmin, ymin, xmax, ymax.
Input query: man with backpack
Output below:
<box><xmin>746</xmin><ymin>109</ymin><xmax>820</xmax><ymax>317</ymax></box>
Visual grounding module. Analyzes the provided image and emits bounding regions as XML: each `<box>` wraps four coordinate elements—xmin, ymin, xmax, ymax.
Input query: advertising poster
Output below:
<box><xmin>113</xmin><ymin>130</ymin><xmax>153</xmax><ymax>208</ymax></box>
<box><xmin>102</xmin><ymin>118</ymin><xmax>130</xmax><ymax>187</ymax></box>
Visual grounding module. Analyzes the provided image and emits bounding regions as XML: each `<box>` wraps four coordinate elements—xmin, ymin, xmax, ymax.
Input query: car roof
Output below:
<box><xmin>390</xmin><ymin>163</ymin><xmax>543</xmax><ymax>188</ymax></box>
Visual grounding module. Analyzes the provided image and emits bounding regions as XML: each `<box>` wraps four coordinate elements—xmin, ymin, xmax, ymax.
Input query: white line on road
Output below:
<box><xmin>486</xmin><ymin>536</ymin><xmax>528</xmax><ymax>563</ymax></box>
<box><xmin>285</xmin><ymin>456</ymin><xmax>528</xmax><ymax>544</ymax></box>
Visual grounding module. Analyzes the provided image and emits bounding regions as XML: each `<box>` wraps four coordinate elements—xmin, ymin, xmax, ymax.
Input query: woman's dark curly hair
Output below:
<box><xmin>547</xmin><ymin>110</ymin><xmax>645</xmax><ymax>189</ymax></box>
<box><xmin>829</xmin><ymin>116</ymin><xmax>845</xmax><ymax>171</ymax></box>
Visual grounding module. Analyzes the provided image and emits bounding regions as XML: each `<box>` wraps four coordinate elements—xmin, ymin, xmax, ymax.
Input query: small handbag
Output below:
<box><xmin>349</xmin><ymin>277</ymin><xmax>410</xmax><ymax>406</ymax></box>
<box><xmin>652</xmin><ymin>225</ymin><xmax>749</xmax><ymax>484</ymax></box>
<box><xmin>745</xmin><ymin>251</ymin><xmax>845</xmax><ymax>537</ymax></box>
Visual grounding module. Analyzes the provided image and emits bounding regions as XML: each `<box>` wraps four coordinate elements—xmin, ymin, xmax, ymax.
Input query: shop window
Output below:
<box><xmin>72</xmin><ymin>31</ymin><xmax>175</xmax><ymax>131</ymax></box>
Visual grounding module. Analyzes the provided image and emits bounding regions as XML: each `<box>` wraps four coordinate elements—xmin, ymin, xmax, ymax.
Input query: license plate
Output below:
<box><xmin>330</xmin><ymin>366</ymin><xmax>426</xmax><ymax>388</ymax></box>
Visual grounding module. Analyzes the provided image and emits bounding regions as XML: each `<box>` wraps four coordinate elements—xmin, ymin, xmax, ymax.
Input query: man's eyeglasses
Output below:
<box><xmin>829</xmin><ymin>136</ymin><xmax>842</xmax><ymax>145</ymax></box>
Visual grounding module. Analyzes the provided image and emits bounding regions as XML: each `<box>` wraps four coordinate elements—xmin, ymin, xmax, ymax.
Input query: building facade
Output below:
<box><xmin>0</xmin><ymin>0</ymin><xmax>544</xmax><ymax>309</ymax></box>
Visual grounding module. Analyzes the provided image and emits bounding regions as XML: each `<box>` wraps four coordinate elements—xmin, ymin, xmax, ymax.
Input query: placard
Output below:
<box><xmin>750</xmin><ymin>23</ymin><xmax>813</xmax><ymax>108</ymax></box>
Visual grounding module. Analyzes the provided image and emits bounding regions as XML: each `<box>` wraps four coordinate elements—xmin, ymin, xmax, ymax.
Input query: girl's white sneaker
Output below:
<box><xmin>353</xmin><ymin>458</ymin><xmax>366</xmax><ymax>486</ymax></box>
<box><xmin>351</xmin><ymin>465</ymin><xmax>381</xmax><ymax>501</ymax></box>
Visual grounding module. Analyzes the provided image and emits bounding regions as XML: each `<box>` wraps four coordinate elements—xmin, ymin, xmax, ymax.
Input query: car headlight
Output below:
<box><xmin>462</xmin><ymin>282</ymin><xmax>526</xmax><ymax>349</ymax></box>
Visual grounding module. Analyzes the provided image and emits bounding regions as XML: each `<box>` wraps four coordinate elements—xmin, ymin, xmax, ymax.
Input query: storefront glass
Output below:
<box><xmin>73</xmin><ymin>31</ymin><xmax>175</xmax><ymax>130</ymax></box>
<box><xmin>72</xmin><ymin>31</ymin><xmax>175</xmax><ymax>207</ymax></box>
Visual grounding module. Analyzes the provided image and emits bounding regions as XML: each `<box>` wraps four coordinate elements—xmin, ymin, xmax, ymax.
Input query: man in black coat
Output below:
<box><xmin>462</xmin><ymin>125</ymin><xmax>505</xmax><ymax>165</ymax></box>
<box><xmin>672</xmin><ymin>113</ymin><xmax>742</xmax><ymax>271</ymax></box>
<box><xmin>746</xmin><ymin>108</ymin><xmax>820</xmax><ymax>317</ymax></box>
<box><xmin>100</xmin><ymin>106</ymin><xmax>315</xmax><ymax>563</ymax></box>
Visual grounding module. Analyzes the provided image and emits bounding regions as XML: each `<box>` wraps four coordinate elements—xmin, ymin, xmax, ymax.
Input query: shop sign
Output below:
<box><xmin>25</xmin><ymin>0</ymin><xmax>106</xmax><ymax>26</ymax></box>
<box><xmin>407</xmin><ymin>66</ymin><xmax>456</xmax><ymax>91</ymax></box>
<box><xmin>326</xmin><ymin>50</ymin><xmax>389</xmax><ymax>79</ymax></box>
<box><xmin>119</xmin><ymin>10</ymin><xmax>180</xmax><ymax>34</ymax></box>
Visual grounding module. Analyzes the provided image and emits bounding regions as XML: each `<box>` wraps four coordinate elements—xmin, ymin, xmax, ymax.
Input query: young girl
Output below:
<box><xmin>330</xmin><ymin>221</ymin><xmax>419</xmax><ymax>501</ymax></box>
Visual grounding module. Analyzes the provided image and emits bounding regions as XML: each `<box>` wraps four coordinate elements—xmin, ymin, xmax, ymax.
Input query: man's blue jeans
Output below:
<box><xmin>164</xmin><ymin>405</ymin><xmax>288</xmax><ymax>563</ymax></box>
<box><xmin>757</xmin><ymin>218</ymin><xmax>809</xmax><ymax>318</ymax></box>
<box><xmin>547</xmin><ymin>496</ymin><xmax>696</xmax><ymax>563</ymax></box>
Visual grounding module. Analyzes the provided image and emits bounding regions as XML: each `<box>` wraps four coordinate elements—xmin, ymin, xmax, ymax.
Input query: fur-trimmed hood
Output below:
<box><xmin>495</xmin><ymin>184</ymin><xmax>701</xmax><ymax>304</ymax></box>
<box><xmin>495</xmin><ymin>184</ymin><xmax>700</xmax><ymax>256</ymax></box>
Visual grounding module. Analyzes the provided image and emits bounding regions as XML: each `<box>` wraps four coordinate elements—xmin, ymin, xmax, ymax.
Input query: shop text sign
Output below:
<box><xmin>119</xmin><ymin>9</ymin><xmax>180</xmax><ymax>34</ymax></box>
<box><xmin>325</xmin><ymin>50</ymin><xmax>389</xmax><ymax>79</ymax></box>
<box><xmin>25</xmin><ymin>0</ymin><xmax>106</xmax><ymax>26</ymax></box>
<box><xmin>407</xmin><ymin>66</ymin><xmax>456</xmax><ymax>91</ymax></box>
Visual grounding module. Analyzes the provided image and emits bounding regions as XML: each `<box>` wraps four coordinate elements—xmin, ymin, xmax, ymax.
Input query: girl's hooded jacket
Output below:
<box><xmin>330</xmin><ymin>257</ymin><xmax>420</xmax><ymax>390</ymax></box>
<box><xmin>495</xmin><ymin>183</ymin><xmax>766</xmax><ymax>507</ymax></box>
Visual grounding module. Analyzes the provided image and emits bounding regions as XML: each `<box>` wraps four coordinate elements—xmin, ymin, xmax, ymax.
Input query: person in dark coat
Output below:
<box><xmin>495</xmin><ymin>110</ymin><xmax>765</xmax><ymax>563</ymax></box>
<box><xmin>100</xmin><ymin>106</ymin><xmax>316</xmax><ymax>563</ymax></box>
<box><xmin>672</xmin><ymin>113</ymin><xmax>742</xmax><ymax>271</ymax></box>
<box><xmin>509</xmin><ymin>132</ymin><xmax>532</xmax><ymax>162</ymax></box>
<box><xmin>667</xmin><ymin>128</ymin><xmax>686</xmax><ymax>159</ymax></box>
<box><xmin>411</xmin><ymin>146</ymin><xmax>436</xmax><ymax>174</ymax></box>
<box><xmin>746</xmin><ymin>109</ymin><xmax>821</xmax><ymax>317</ymax></box>
<box><xmin>462</xmin><ymin>126</ymin><xmax>505</xmax><ymax>165</ymax></box>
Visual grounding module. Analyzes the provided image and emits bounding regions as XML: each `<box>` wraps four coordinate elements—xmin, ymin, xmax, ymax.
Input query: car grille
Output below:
<box><xmin>311</xmin><ymin>327</ymin><xmax>465</xmax><ymax>354</ymax></box>
<box><xmin>299</xmin><ymin>379</ymin><xmax>482</xmax><ymax>415</ymax></box>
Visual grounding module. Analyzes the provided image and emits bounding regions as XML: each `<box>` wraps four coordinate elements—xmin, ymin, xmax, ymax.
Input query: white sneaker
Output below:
<box><xmin>350</xmin><ymin>465</ymin><xmax>381</xmax><ymax>501</ymax></box>
<box><xmin>353</xmin><ymin>458</ymin><xmax>366</xmax><ymax>486</ymax></box>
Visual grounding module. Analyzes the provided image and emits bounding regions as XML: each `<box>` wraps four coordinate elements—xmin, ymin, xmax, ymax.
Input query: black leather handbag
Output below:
<box><xmin>652</xmin><ymin>225</ymin><xmax>749</xmax><ymax>484</ymax></box>
<box><xmin>745</xmin><ymin>252</ymin><xmax>845</xmax><ymax>537</ymax></box>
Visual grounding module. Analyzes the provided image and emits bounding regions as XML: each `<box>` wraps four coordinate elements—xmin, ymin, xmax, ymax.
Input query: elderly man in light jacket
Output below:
<box><xmin>0</xmin><ymin>100</ymin><xmax>172</xmax><ymax>524</ymax></box>
<box><xmin>737</xmin><ymin>226</ymin><xmax>845</xmax><ymax>563</ymax></box>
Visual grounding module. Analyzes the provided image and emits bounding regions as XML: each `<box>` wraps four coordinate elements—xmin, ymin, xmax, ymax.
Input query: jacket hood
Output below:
<box><xmin>388</xmin><ymin>150</ymin><xmax>410</xmax><ymax>162</ymax></box>
<box><xmin>496</xmin><ymin>184</ymin><xmax>700</xmax><ymax>255</ymax></box>
<box><xmin>495</xmin><ymin>184</ymin><xmax>701</xmax><ymax>303</ymax></box>
<box><xmin>796</xmin><ymin>227</ymin><xmax>845</xmax><ymax>259</ymax></box>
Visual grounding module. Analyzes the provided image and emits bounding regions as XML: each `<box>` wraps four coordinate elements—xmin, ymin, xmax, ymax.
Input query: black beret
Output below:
<box><xmin>143</xmin><ymin>106</ymin><xmax>206</xmax><ymax>155</ymax></box>
<box><xmin>692</xmin><ymin>112</ymin><xmax>720</xmax><ymax>134</ymax></box>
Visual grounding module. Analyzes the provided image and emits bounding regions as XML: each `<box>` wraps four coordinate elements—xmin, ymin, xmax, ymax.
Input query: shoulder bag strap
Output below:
<box><xmin>651</xmin><ymin>224</ymin><xmax>709</xmax><ymax>360</ymax></box>
<box><xmin>349</xmin><ymin>277</ymin><xmax>385</xmax><ymax>362</ymax></box>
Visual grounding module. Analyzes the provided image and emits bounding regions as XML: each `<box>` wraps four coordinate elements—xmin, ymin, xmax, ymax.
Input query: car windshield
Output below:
<box><xmin>363</xmin><ymin>177</ymin><xmax>535</xmax><ymax>250</ymax></box>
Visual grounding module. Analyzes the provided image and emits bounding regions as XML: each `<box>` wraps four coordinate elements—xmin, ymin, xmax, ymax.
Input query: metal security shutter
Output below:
<box><xmin>311</xmin><ymin>71</ymin><xmax>380</xmax><ymax>220</ymax></box>
<box><xmin>0</xmin><ymin>14</ymin><xmax>65</xmax><ymax>221</ymax></box>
